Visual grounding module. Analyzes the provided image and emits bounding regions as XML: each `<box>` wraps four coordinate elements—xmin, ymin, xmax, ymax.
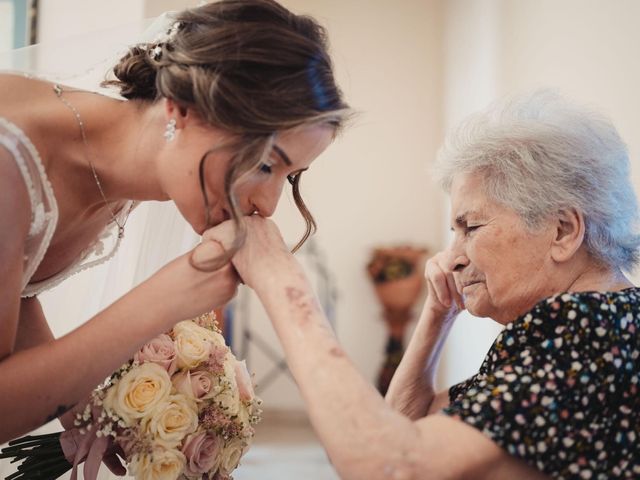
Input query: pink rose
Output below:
<box><xmin>182</xmin><ymin>430</ymin><xmax>222</xmax><ymax>476</ymax></box>
<box><xmin>134</xmin><ymin>334</ymin><xmax>178</xmax><ymax>376</ymax></box>
<box><xmin>172</xmin><ymin>370</ymin><xmax>215</xmax><ymax>401</ymax></box>
<box><xmin>234</xmin><ymin>360</ymin><xmax>255</xmax><ymax>403</ymax></box>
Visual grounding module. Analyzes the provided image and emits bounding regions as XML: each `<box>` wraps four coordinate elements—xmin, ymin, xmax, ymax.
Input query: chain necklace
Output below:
<box><xmin>53</xmin><ymin>84</ymin><xmax>133</xmax><ymax>239</ymax></box>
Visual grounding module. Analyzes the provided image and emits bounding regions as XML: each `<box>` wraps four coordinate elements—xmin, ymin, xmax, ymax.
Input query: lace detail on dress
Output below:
<box><xmin>22</xmin><ymin>200</ymin><xmax>135</xmax><ymax>297</ymax></box>
<box><xmin>0</xmin><ymin>116</ymin><xmax>133</xmax><ymax>298</ymax></box>
<box><xmin>0</xmin><ymin>117</ymin><xmax>59</xmax><ymax>293</ymax></box>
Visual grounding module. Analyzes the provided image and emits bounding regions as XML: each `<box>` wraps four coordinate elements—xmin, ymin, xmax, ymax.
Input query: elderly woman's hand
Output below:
<box><xmin>200</xmin><ymin>217</ymin><xmax>296</xmax><ymax>291</ymax></box>
<box><xmin>424</xmin><ymin>249</ymin><xmax>464</xmax><ymax>320</ymax></box>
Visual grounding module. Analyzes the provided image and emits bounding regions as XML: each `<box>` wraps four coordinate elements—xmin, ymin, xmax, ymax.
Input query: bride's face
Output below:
<box><xmin>161</xmin><ymin>122</ymin><xmax>334</xmax><ymax>235</ymax></box>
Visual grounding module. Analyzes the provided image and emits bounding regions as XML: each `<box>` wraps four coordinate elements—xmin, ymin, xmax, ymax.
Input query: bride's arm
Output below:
<box><xmin>0</xmin><ymin>151</ymin><xmax>240</xmax><ymax>443</ymax></box>
<box><xmin>15</xmin><ymin>298</ymin><xmax>55</xmax><ymax>352</ymax></box>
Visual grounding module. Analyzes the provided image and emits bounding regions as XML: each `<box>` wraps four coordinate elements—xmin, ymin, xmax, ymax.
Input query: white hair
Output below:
<box><xmin>436</xmin><ymin>90</ymin><xmax>640</xmax><ymax>269</ymax></box>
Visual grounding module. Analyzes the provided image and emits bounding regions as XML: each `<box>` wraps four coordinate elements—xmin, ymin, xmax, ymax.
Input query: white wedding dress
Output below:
<box><xmin>0</xmin><ymin>116</ymin><xmax>135</xmax><ymax>298</ymax></box>
<box><xmin>0</xmin><ymin>16</ymin><xmax>202</xmax><ymax>479</ymax></box>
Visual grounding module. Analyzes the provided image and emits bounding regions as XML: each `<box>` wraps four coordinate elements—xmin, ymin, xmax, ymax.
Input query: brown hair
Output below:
<box><xmin>104</xmin><ymin>0</ymin><xmax>350</xmax><ymax>269</ymax></box>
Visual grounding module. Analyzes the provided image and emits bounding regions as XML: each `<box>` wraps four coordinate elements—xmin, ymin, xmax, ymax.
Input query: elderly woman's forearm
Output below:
<box><xmin>254</xmin><ymin>267</ymin><xmax>431</xmax><ymax>479</ymax></box>
<box><xmin>385</xmin><ymin>303</ymin><xmax>455</xmax><ymax>418</ymax></box>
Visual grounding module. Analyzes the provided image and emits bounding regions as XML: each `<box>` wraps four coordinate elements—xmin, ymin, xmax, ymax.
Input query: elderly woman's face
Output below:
<box><xmin>449</xmin><ymin>173</ymin><xmax>557</xmax><ymax>324</ymax></box>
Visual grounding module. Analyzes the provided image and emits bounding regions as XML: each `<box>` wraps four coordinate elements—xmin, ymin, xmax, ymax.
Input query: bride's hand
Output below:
<box><xmin>148</xmin><ymin>240</ymin><xmax>240</xmax><ymax>321</ymax></box>
<box><xmin>201</xmin><ymin>217</ymin><xmax>295</xmax><ymax>290</ymax></box>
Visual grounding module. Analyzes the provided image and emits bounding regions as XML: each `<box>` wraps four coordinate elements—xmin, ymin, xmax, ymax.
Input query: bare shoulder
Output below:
<box><xmin>412</xmin><ymin>414</ymin><xmax>549</xmax><ymax>479</ymax></box>
<box><xmin>0</xmin><ymin>73</ymin><xmax>54</xmax><ymax>118</ymax></box>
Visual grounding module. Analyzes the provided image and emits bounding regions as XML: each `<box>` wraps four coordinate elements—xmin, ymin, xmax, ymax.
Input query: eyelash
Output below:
<box><xmin>259</xmin><ymin>164</ymin><xmax>299</xmax><ymax>185</ymax></box>
<box><xmin>465</xmin><ymin>225</ymin><xmax>480</xmax><ymax>236</ymax></box>
<box><xmin>259</xmin><ymin>164</ymin><xmax>273</xmax><ymax>174</ymax></box>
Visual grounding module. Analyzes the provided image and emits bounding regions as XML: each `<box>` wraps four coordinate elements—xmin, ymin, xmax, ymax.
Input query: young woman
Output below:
<box><xmin>0</xmin><ymin>0</ymin><xmax>348</xmax><ymax>443</ymax></box>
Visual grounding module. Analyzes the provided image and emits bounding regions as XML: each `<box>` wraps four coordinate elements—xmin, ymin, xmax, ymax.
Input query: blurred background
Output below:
<box><xmin>2</xmin><ymin>0</ymin><xmax>640</xmax><ymax>478</ymax></box>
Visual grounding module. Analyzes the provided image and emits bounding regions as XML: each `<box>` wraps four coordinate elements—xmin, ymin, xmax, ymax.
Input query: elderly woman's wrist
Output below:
<box><xmin>250</xmin><ymin>254</ymin><xmax>307</xmax><ymax>295</ymax></box>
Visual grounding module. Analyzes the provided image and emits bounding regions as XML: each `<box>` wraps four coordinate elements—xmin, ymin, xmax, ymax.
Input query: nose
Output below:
<box><xmin>448</xmin><ymin>235</ymin><xmax>470</xmax><ymax>272</ymax></box>
<box><xmin>250</xmin><ymin>181</ymin><xmax>283</xmax><ymax>218</ymax></box>
<box><xmin>452</xmin><ymin>255</ymin><xmax>469</xmax><ymax>272</ymax></box>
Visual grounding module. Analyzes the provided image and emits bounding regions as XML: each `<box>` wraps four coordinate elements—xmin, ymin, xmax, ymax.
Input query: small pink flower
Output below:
<box><xmin>234</xmin><ymin>360</ymin><xmax>255</xmax><ymax>403</ymax></box>
<box><xmin>182</xmin><ymin>430</ymin><xmax>222</xmax><ymax>476</ymax></box>
<box><xmin>207</xmin><ymin>344</ymin><xmax>228</xmax><ymax>374</ymax></box>
<box><xmin>134</xmin><ymin>334</ymin><xmax>177</xmax><ymax>375</ymax></box>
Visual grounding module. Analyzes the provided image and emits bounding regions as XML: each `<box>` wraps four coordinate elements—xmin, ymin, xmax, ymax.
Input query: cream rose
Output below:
<box><xmin>134</xmin><ymin>334</ymin><xmax>178</xmax><ymax>376</ymax></box>
<box><xmin>182</xmin><ymin>430</ymin><xmax>223</xmax><ymax>477</ymax></box>
<box><xmin>173</xmin><ymin>320</ymin><xmax>226</xmax><ymax>349</ymax></box>
<box><xmin>174</xmin><ymin>328</ymin><xmax>213</xmax><ymax>370</ymax></box>
<box><xmin>218</xmin><ymin>438</ymin><xmax>247</xmax><ymax>476</ymax></box>
<box><xmin>128</xmin><ymin>444</ymin><xmax>185</xmax><ymax>480</ymax></box>
<box><xmin>109</xmin><ymin>363</ymin><xmax>172</xmax><ymax>424</ymax></box>
<box><xmin>142</xmin><ymin>394</ymin><xmax>199</xmax><ymax>445</ymax></box>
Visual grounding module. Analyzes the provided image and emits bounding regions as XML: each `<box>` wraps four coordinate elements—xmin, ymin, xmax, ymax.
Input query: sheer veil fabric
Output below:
<box><xmin>0</xmin><ymin>14</ymin><xmax>201</xmax><ymax>480</ymax></box>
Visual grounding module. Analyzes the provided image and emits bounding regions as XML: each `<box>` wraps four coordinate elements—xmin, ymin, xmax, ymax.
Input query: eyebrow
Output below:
<box><xmin>272</xmin><ymin>144</ymin><xmax>292</xmax><ymax>166</ymax></box>
<box><xmin>451</xmin><ymin>210</ymin><xmax>480</xmax><ymax>230</ymax></box>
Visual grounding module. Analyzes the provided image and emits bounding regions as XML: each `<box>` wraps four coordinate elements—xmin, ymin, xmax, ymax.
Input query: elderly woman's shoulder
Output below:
<box><xmin>539</xmin><ymin>287</ymin><xmax>640</xmax><ymax>316</ymax></box>
<box><xmin>509</xmin><ymin>287</ymin><xmax>640</xmax><ymax>345</ymax></box>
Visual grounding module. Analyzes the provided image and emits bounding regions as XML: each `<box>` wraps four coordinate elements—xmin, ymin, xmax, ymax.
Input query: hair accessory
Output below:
<box><xmin>164</xmin><ymin>118</ymin><xmax>177</xmax><ymax>141</ymax></box>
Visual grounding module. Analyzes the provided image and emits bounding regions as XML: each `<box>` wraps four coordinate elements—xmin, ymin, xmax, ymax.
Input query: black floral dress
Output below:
<box><xmin>443</xmin><ymin>288</ymin><xmax>640</xmax><ymax>480</ymax></box>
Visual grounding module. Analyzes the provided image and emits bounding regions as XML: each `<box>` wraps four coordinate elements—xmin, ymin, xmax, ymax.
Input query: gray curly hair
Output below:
<box><xmin>436</xmin><ymin>90</ymin><xmax>640</xmax><ymax>269</ymax></box>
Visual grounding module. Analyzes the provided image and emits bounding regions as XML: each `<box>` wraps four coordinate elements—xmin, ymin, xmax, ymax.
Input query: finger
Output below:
<box><xmin>201</xmin><ymin>219</ymin><xmax>238</xmax><ymax>247</ymax></box>
<box><xmin>425</xmin><ymin>260</ymin><xmax>451</xmax><ymax>306</ymax></box>
<box><xmin>446</xmin><ymin>272</ymin><xmax>464</xmax><ymax>310</ymax></box>
<box><xmin>191</xmin><ymin>239</ymin><xmax>226</xmax><ymax>266</ymax></box>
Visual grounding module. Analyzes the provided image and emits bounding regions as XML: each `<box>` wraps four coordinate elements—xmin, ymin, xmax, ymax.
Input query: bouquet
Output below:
<box><xmin>1</xmin><ymin>312</ymin><xmax>262</xmax><ymax>480</ymax></box>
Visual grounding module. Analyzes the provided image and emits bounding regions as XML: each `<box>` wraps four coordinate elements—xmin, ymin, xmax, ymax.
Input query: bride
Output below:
<box><xmin>0</xmin><ymin>0</ymin><xmax>348</xmax><ymax>447</ymax></box>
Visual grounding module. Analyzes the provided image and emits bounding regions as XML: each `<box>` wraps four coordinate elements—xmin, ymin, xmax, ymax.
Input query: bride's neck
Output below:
<box><xmin>56</xmin><ymin>91</ymin><xmax>168</xmax><ymax>204</ymax></box>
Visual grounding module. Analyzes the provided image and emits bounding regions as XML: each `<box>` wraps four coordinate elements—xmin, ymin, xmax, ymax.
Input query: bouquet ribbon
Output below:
<box><xmin>60</xmin><ymin>427</ymin><xmax>110</xmax><ymax>480</ymax></box>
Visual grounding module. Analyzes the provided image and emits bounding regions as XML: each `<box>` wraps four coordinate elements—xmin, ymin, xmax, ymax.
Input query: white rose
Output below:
<box><xmin>109</xmin><ymin>363</ymin><xmax>172</xmax><ymax>424</ymax></box>
<box><xmin>129</xmin><ymin>444</ymin><xmax>185</xmax><ymax>480</ymax></box>
<box><xmin>174</xmin><ymin>325</ymin><xmax>212</xmax><ymax>369</ymax></box>
<box><xmin>218</xmin><ymin>438</ymin><xmax>247</xmax><ymax>476</ymax></box>
<box><xmin>173</xmin><ymin>320</ymin><xmax>226</xmax><ymax>349</ymax></box>
<box><xmin>142</xmin><ymin>394</ymin><xmax>199</xmax><ymax>446</ymax></box>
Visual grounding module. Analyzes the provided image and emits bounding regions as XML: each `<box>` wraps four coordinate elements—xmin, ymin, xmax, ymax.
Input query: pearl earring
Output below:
<box><xmin>164</xmin><ymin>119</ymin><xmax>177</xmax><ymax>142</ymax></box>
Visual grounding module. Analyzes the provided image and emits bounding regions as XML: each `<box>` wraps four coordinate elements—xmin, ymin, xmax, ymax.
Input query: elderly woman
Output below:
<box><xmin>204</xmin><ymin>91</ymin><xmax>639</xmax><ymax>479</ymax></box>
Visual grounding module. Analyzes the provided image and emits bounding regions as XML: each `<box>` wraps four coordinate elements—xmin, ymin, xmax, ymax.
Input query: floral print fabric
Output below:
<box><xmin>443</xmin><ymin>288</ymin><xmax>640</xmax><ymax>479</ymax></box>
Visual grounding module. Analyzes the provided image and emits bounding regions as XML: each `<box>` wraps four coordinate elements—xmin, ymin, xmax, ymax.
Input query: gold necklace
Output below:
<box><xmin>53</xmin><ymin>84</ymin><xmax>133</xmax><ymax>239</ymax></box>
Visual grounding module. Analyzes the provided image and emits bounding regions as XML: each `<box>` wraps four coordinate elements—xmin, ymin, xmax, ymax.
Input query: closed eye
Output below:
<box><xmin>465</xmin><ymin>225</ymin><xmax>480</xmax><ymax>235</ymax></box>
<box><xmin>259</xmin><ymin>163</ymin><xmax>273</xmax><ymax>174</ymax></box>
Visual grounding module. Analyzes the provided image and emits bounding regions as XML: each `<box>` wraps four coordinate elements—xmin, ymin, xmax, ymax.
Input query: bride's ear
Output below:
<box><xmin>550</xmin><ymin>208</ymin><xmax>586</xmax><ymax>263</ymax></box>
<box><xmin>163</xmin><ymin>98</ymin><xmax>190</xmax><ymax>129</ymax></box>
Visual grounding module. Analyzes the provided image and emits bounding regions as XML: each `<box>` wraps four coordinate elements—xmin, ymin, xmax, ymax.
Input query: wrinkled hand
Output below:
<box><xmin>424</xmin><ymin>249</ymin><xmax>464</xmax><ymax>321</ymax></box>
<box><xmin>200</xmin><ymin>217</ymin><xmax>295</xmax><ymax>290</ymax></box>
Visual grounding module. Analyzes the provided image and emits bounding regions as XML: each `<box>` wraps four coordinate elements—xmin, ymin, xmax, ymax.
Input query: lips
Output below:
<box><xmin>462</xmin><ymin>279</ymin><xmax>483</xmax><ymax>288</ymax></box>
